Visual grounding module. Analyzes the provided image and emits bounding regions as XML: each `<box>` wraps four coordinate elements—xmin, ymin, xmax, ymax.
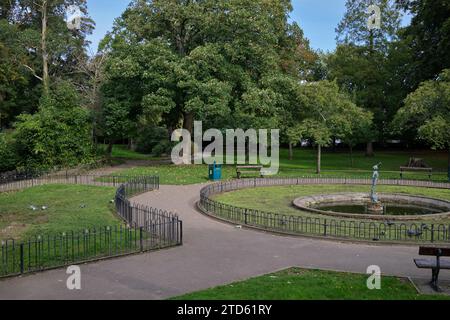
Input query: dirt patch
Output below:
<box><xmin>0</xmin><ymin>212</ymin><xmax>48</xmax><ymax>240</ymax></box>
<box><xmin>285</xmin><ymin>268</ymin><xmax>308</xmax><ymax>276</ymax></box>
<box><xmin>1</xmin><ymin>223</ymin><xmax>30</xmax><ymax>240</ymax></box>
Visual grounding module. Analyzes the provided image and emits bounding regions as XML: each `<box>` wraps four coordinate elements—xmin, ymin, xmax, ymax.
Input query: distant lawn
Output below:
<box><xmin>98</xmin><ymin>144</ymin><xmax>166</xmax><ymax>161</ymax></box>
<box><xmin>172</xmin><ymin>268</ymin><xmax>449</xmax><ymax>300</ymax></box>
<box><xmin>213</xmin><ymin>184</ymin><xmax>450</xmax><ymax>224</ymax></box>
<box><xmin>279</xmin><ymin>148</ymin><xmax>448</xmax><ymax>172</ymax></box>
<box><xmin>108</xmin><ymin>149</ymin><xmax>449</xmax><ymax>185</ymax></box>
<box><xmin>109</xmin><ymin>145</ymin><xmax>151</xmax><ymax>160</ymax></box>
<box><xmin>0</xmin><ymin>184</ymin><xmax>119</xmax><ymax>240</ymax></box>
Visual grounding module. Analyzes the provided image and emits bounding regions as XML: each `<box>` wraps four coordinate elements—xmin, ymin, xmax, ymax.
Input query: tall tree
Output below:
<box><xmin>0</xmin><ymin>0</ymin><xmax>94</xmax><ymax>128</ymax></box>
<box><xmin>337</xmin><ymin>0</ymin><xmax>401</xmax><ymax>51</ymax></box>
<box><xmin>101</xmin><ymin>0</ymin><xmax>312</xmax><ymax>144</ymax></box>
<box><xmin>393</xmin><ymin>69</ymin><xmax>450</xmax><ymax>181</ymax></box>
<box><xmin>396</xmin><ymin>0</ymin><xmax>450</xmax><ymax>89</ymax></box>
<box><xmin>333</xmin><ymin>0</ymin><xmax>401</xmax><ymax>156</ymax></box>
<box><xmin>287</xmin><ymin>81</ymin><xmax>372</xmax><ymax>174</ymax></box>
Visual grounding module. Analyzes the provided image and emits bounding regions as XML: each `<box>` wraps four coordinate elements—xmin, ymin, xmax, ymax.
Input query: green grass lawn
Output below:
<box><xmin>279</xmin><ymin>148</ymin><xmax>448</xmax><ymax>172</ymax></box>
<box><xmin>98</xmin><ymin>144</ymin><xmax>167</xmax><ymax>161</ymax></box>
<box><xmin>0</xmin><ymin>184</ymin><xmax>119</xmax><ymax>240</ymax></box>
<box><xmin>107</xmin><ymin>149</ymin><xmax>449</xmax><ymax>185</ymax></box>
<box><xmin>213</xmin><ymin>184</ymin><xmax>450</xmax><ymax>224</ymax></box>
<box><xmin>172</xmin><ymin>268</ymin><xmax>449</xmax><ymax>300</ymax></box>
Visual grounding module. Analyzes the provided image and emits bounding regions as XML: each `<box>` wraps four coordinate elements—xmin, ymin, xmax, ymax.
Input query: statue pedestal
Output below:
<box><xmin>367</xmin><ymin>202</ymin><xmax>384</xmax><ymax>215</ymax></box>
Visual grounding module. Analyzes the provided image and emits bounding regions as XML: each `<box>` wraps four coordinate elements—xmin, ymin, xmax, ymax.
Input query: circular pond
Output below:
<box><xmin>293</xmin><ymin>193</ymin><xmax>450</xmax><ymax>221</ymax></box>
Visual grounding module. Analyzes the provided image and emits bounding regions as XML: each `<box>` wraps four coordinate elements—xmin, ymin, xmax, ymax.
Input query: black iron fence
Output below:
<box><xmin>0</xmin><ymin>171</ymin><xmax>150</xmax><ymax>192</ymax></box>
<box><xmin>199</xmin><ymin>178</ymin><xmax>450</xmax><ymax>244</ymax></box>
<box><xmin>0</xmin><ymin>175</ymin><xmax>182</xmax><ymax>278</ymax></box>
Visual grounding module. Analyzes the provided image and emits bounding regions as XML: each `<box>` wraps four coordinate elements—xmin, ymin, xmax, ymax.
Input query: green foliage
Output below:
<box><xmin>331</xmin><ymin>0</ymin><xmax>401</xmax><ymax>142</ymax></box>
<box><xmin>0</xmin><ymin>1</ymin><xmax>94</xmax><ymax>127</ymax></box>
<box><xmin>336</xmin><ymin>0</ymin><xmax>401</xmax><ymax>51</ymax></box>
<box><xmin>135</xmin><ymin>126</ymin><xmax>172</xmax><ymax>156</ymax></box>
<box><xmin>0</xmin><ymin>20</ymin><xmax>40</xmax><ymax>128</ymax></box>
<box><xmin>289</xmin><ymin>81</ymin><xmax>372</xmax><ymax>147</ymax></box>
<box><xmin>13</xmin><ymin>82</ymin><xmax>94</xmax><ymax>169</ymax></box>
<box><xmin>101</xmin><ymin>0</ymin><xmax>317</xmax><ymax>135</ymax></box>
<box><xmin>393</xmin><ymin>69</ymin><xmax>450</xmax><ymax>150</ymax></box>
<box><xmin>398</xmin><ymin>0</ymin><xmax>450</xmax><ymax>88</ymax></box>
<box><xmin>0</xmin><ymin>132</ymin><xmax>17</xmax><ymax>172</ymax></box>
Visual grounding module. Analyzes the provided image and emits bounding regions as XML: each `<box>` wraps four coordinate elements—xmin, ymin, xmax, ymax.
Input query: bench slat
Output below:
<box><xmin>414</xmin><ymin>259</ymin><xmax>450</xmax><ymax>269</ymax></box>
<box><xmin>400</xmin><ymin>167</ymin><xmax>432</xmax><ymax>171</ymax></box>
<box><xmin>419</xmin><ymin>247</ymin><xmax>450</xmax><ymax>257</ymax></box>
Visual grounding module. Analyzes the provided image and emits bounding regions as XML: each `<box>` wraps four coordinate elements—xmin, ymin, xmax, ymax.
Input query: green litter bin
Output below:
<box><xmin>208</xmin><ymin>161</ymin><xmax>222</xmax><ymax>181</ymax></box>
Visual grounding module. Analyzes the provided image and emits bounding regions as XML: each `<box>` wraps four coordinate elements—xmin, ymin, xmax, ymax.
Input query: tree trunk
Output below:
<box><xmin>183</xmin><ymin>112</ymin><xmax>194</xmax><ymax>135</ymax></box>
<box><xmin>350</xmin><ymin>145</ymin><xmax>354</xmax><ymax>168</ymax></box>
<box><xmin>289</xmin><ymin>143</ymin><xmax>293</xmax><ymax>161</ymax></box>
<box><xmin>41</xmin><ymin>0</ymin><xmax>49</xmax><ymax>95</ymax></box>
<box><xmin>316</xmin><ymin>145</ymin><xmax>321</xmax><ymax>174</ymax></box>
<box><xmin>448</xmin><ymin>148</ymin><xmax>450</xmax><ymax>182</ymax></box>
<box><xmin>107</xmin><ymin>141</ymin><xmax>114</xmax><ymax>157</ymax></box>
<box><xmin>366</xmin><ymin>142</ymin><xmax>374</xmax><ymax>157</ymax></box>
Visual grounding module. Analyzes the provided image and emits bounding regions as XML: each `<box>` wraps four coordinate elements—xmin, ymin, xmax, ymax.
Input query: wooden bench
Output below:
<box><xmin>414</xmin><ymin>246</ymin><xmax>450</xmax><ymax>291</ymax></box>
<box><xmin>236</xmin><ymin>166</ymin><xmax>264</xmax><ymax>179</ymax></box>
<box><xmin>400</xmin><ymin>167</ymin><xmax>433</xmax><ymax>180</ymax></box>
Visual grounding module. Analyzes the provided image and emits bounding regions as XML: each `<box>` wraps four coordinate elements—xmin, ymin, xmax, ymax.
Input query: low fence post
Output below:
<box><xmin>19</xmin><ymin>243</ymin><xmax>24</xmax><ymax>274</ymax></box>
<box><xmin>431</xmin><ymin>224</ymin><xmax>435</xmax><ymax>243</ymax></box>
<box><xmin>324</xmin><ymin>219</ymin><xmax>327</xmax><ymax>237</ymax></box>
<box><xmin>139</xmin><ymin>227</ymin><xmax>144</xmax><ymax>252</ymax></box>
<box><xmin>244</xmin><ymin>209</ymin><xmax>248</xmax><ymax>225</ymax></box>
<box><xmin>179</xmin><ymin>221</ymin><xmax>183</xmax><ymax>245</ymax></box>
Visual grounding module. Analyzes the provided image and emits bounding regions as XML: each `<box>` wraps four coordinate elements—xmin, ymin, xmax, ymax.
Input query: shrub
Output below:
<box><xmin>151</xmin><ymin>140</ymin><xmax>173</xmax><ymax>157</ymax></box>
<box><xmin>136</xmin><ymin>126</ymin><xmax>169</xmax><ymax>154</ymax></box>
<box><xmin>0</xmin><ymin>133</ymin><xmax>17</xmax><ymax>172</ymax></box>
<box><xmin>13</xmin><ymin>82</ymin><xmax>94</xmax><ymax>170</ymax></box>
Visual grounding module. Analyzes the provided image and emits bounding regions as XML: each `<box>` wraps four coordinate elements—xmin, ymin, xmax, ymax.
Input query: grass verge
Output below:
<box><xmin>0</xmin><ymin>184</ymin><xmax>119</xmax><ymax>240</ymax></box>
<box><xmin>172</xmin><ymin>268</ymin><xmax>450</xmax><ymax>300</ymax></box>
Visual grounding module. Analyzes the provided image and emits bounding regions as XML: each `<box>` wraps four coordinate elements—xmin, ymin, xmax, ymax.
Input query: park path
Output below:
<box><xmin>0</xmin><ymin>183</ymin><xmax>447</xmax><ymax>300</ymax></box>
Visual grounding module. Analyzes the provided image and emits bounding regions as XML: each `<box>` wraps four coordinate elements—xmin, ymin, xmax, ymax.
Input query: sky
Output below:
<box><xmin>86</xmin><ymin>0</ymin><xmax>409</xmax><ymax>54</ymax></box>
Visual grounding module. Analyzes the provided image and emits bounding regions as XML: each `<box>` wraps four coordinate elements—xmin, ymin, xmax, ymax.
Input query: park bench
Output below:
<box><xmin>414</xmin><ymin>246</ymin><xmax>450</xmax><ymax>291</ymax></box>
<box><xmin>236</xmin><ymin>165</ymin><xmax>264</xmax><ymax>179</ymax></box>
<box><xmin>400</xmin><ymin>167</ymin><xmax>433</xmax><ymax>180</ymax></box>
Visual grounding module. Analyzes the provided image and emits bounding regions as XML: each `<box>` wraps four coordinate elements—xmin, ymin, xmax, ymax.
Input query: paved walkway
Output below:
<box><xmin>0</xmin><ymin>184</ymin><xmax>447</xmax><ymax>300</ymax></box>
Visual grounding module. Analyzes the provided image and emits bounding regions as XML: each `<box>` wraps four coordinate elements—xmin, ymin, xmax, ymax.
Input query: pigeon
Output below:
<box><xmin>41</xmin><ymin>206</ymin><xmax>48</xmax><ymax>211</ymax></box>
<box><xmin>110</xmin><ymin>200</ymin><xmax>115</xmax><ymax>204</ymax></box>
<box><xmin>80</xmin><ymin>204</ymin><xmax>86</xmax><ymax>209</ymax></box>
<box><xmin>407</xmin><ymin>230</ymin><xmax>423</xmax><ymax>237</ymax></box>
<box><xmin>29</xmin><ymin>205</ymin><xmax>38</xmax><ymax>211</ymax></box>
<box><xmin>235</xmin><ymin>225</ymin><xmax>242</xmax><ymax>229</ymax></box>
<box><xmin>386</xmin><ymin>220</ymin><xmax>395</xmax><ymax>227</ymax></box>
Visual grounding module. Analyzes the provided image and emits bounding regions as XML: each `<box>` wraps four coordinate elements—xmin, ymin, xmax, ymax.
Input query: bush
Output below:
<box><xmin>136</xmin><ymin>126</ymin><xmax>170</xmax><ymax>154</ymax></box>
<box><xmin>13</xmin><ymin>82</ymin><xmax>94</xmax><ymax>170</ymax></box>
<box><xmin>0</xmin><ymin>133</ymin><xmax>17</xmax><ymax>172</ymax></box>
<box><xmin>151</xmin><ymin>140</ymin><xmax>173</xmax><ymax>157</ymax></box>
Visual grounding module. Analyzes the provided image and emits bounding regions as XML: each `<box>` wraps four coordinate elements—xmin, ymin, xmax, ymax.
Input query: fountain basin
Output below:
<box><xmin>293</xmin><ymin>193</ymin><xmax>450</xmax><ymax>221</ymax></box>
